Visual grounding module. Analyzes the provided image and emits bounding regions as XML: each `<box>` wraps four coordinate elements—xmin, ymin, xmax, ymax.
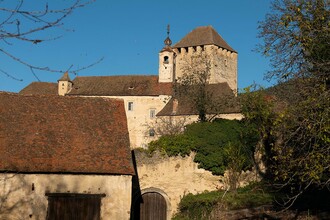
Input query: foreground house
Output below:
<box><xmin>0</xmin><ymin>92</ymin><xmax>134</xmax><ymax>219</ymax></box>
<box><xmin>20</xmin><ymin>26</ymin><xmax>241</xmax><ymax>149</ymax></box>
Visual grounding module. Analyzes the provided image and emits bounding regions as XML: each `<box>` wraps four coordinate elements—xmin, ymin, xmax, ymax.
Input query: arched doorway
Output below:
<box><xmin>139</xmin><ymin>192</ymin><xmax>166</xmax><ymax>220</ymax></box>
<box><xmin>133</xmin><ymin>188</ymin><xmax>170</xmax><ymax>220</ymax></box>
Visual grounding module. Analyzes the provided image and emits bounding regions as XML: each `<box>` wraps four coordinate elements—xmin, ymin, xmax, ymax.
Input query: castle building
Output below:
<box><xmin>14</xmin><ymin>26</ymin><xmax>246</xmax><ymax>219</ymax></box>
<box><xmin>20</xmin><ymin>26</ymin><xmax>241</xmax><ymax>149</ymax></box>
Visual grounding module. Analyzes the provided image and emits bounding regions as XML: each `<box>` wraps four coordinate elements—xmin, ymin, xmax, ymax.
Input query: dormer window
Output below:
<box><xmin>164</xmin><ymin>56</ymin><xmax>169</xmax><ymax>64</ymax></box>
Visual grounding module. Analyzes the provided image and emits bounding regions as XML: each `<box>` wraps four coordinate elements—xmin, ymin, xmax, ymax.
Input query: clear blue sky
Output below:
<box><xmin>0</xmin><ymin>0</ymin><xmax>275</xmax><ymax>93</ymax></box>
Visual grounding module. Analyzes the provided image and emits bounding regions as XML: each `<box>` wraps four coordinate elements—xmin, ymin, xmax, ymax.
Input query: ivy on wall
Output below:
<box><xmin>148</xmin><ymin>119</ymin><xmax>259</xmax><ymax>175</ymax></box>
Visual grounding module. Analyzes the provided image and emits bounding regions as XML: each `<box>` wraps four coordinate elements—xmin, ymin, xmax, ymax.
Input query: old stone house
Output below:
<box><xmin>0</xmin><ymin>92</ymin><xmax>134</xmax><ymax>219</ymax></box>
<box><xmin>20</xmin><ymin>26</ymin><xmax>241</xmax><ymax>149</ymax></box>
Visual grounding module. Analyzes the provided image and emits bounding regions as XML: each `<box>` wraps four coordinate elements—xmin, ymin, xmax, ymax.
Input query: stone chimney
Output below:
<box><xmin>172</xmin><ymin>99</ymin><xmax>178</xmax><ymax>115</ymax></box>
<box><xmin>58</xmin><ymin>72</ymin><xmax>73</xmax><ymax>96</ymax></box>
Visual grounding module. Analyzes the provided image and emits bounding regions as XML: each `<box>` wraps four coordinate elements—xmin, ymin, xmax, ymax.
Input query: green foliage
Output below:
<box><xmin>257</xmin><ymin>0</ymin><xmax>330</xmax><ymax>200</ymax></box>
<box><xmin>273</xmin><ymin>87</ymin><xmax>330</xmax><ymax>189</ymax></box>
<box><xmin>258</xmin><ymin>0</ymin><xmax>330</xmax><ymax>80</ymax></box>
<box><xmin>240</xmin><ymin>85</ymin><xmax>278</xmax><ymax>179</ymax></box>
<box><xmin>173</xmin><ymin>182</ymin><xmax>274</xmax><ymax>220</ymax></box>
<box><xmin>148</xmin><ymin>134</ymin><xmax>196</xmax><ymax>157</ymax></box>
<box><xmin>148</xmin><ymin>119</ymin><xmax>259</xmax><ymax>176</ymax></box>
<box><xmin>173</xmin><ymin>191</ymin><xmax>220</xmax><ymax>220</ymax></box>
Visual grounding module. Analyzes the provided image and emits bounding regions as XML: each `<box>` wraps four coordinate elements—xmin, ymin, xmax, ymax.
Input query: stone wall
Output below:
<box><xmin>134</xmin><ymin>151</ymin><xmax>259</xmax><ymax>218</ymax></box>
<box><xmin>135</xmin><ymin>151</ymin><xmax>223</xmax><ymax>218</ymax></box>
<box><xmin>0</xmin><ymin>174</ymin><xmax>132</xmax><ymax>220</ymax></box>
<box><xmin>173</xmin><ymin>45</ymin><xmax>237</xmax><ymax>92</ymax></box>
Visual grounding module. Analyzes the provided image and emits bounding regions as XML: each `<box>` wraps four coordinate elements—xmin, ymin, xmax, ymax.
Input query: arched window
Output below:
<box><xmin>163</xmin><ymin>56</ymin><xmax>169</xmax><ymax>64</ymax></box>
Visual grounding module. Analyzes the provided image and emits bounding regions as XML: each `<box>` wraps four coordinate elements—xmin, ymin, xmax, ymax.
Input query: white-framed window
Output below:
<box><xmin>128</xmin><ymin>101</ymin><xmax>134</xmax><ymax>111</ymax></box>
<box><xmin>150</xmin><ymin>108</ymin><xmax>156</xmax><ymax>119</ymax></box>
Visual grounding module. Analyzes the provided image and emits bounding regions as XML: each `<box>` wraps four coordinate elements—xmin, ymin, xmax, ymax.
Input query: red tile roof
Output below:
<box><xmin>68</xmin><ymin>75</ymin><xmax>173</xmax><ymax>96</ymax></box>
<box><xmin>19</xmin><ymin>82</ymin><xmax>58</xmax><ymax>95</ymax></box>
<box><xmin>173</xmin><ymin>26</ymin><xmax>236</xmax><ymax>53</ymax></box>
<box><xmin>0</xmin><ymin>92</ymin><xmax>134</xmax><ymax>175</ymax></box>
<box><xmin>157</xmin><ymin>83</ymin><xmax>240</xmax><ymax>116</ymax></box>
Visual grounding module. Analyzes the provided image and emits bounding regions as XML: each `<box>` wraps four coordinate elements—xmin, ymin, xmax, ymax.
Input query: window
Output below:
<box><xmin>149</xmin><ymin>128</ymin><xmax>155</xmax><ymax>137</ymax></box>
<box><xmin>128</xmin><ymin>102</ymin><xmax>134</xmax><ymax>111</ymax></box>
<box><xmin>164</xmin><ymin>56</ymin><xmax>169</xmax><ymax>63</ymax></box>
<box><xmin>150</xmin><ymin>109</ymin><xmax>156</xmax><ymax>119</ymax></box>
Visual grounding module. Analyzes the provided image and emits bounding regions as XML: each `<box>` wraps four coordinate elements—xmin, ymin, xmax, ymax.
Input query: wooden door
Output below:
<box><xmin>46</xmin><ymin>193</ymin><xmax>103</xmax><ymax>220</ymax></box>
<box><xmin>139</xmin><ymin>192</ymin><xmax>166</xmax><ymax>220</ymax></box>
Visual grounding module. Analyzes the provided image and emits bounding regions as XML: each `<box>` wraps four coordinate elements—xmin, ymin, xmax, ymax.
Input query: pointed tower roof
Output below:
<box><xmin>160</xmin><ymin>24</ymin><xmax>173</xmax><ymax>52</ymax></box>
<box><xmin>58</xmin><ymin>71</ymin><xmax>72</xmax><ymax>82</ymax></box>
<box><xmin>173</xmin><ymin>26</ymin><xmax>236</xmax><ymax>53</ymax></box>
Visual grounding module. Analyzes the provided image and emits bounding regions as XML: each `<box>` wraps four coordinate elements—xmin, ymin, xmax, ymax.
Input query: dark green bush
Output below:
<box><xmin>173</xmin><ymin>182</ymin><xmax>275</xmax><ymax>220</ymax></box>
<box><xmin>148</xmin><ymin>119</ymin><xmax>259</xmax><ymax>175</ymax></box>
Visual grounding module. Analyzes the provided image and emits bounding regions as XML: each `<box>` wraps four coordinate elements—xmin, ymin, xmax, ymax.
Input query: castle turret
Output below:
<box><xmin>58</xmin><ymin>72</ymin><xmax>73</xmax><ymax>96</ymax></box>
<box><xmin>158</xmin><ymin>25</ymin><xmax>175</xmax><ymax>83</ymax></box>
<box><xmin>172</xmin><ymin>26</ymin><xmax>238</xmax><ymax>93</ymax></box>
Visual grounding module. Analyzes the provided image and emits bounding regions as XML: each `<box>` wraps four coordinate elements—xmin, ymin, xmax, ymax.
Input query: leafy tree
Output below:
<box><xmin>174</xmin><ymin>54</ymin><xmax>237</xmax><ymax>122</ymax></box>
<box><xmin>174</xmin><ymin>53</ymin><xmax>212</xmax><ymax>122</ymax></box>
<box><xmin>257</xmin><ymin>0</ymin><xmax>330</xmax><ymax>205</ymax></box>
<box><xmin>0</xmin><ymin>0</ymin><xmax>98</xmax><ymax>80</ymax></box>
<box><xmin>240</xmin><ymin>85</ymin><xmax>278</xmax><ymax>179</ymax></box>
<box><xmin>258</xmin><ymin>0</ymin><xmax>329</xmax><ymax>82</ymax></box>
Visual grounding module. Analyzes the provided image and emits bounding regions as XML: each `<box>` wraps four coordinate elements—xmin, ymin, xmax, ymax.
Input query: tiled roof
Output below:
<box><xmin>173</xmin><ymin>26</ymin><xmax>236</xmax><ymax>53</ymax></box>
<box><xmin>157</xmin><ymin>83</ymin><xmax>240</xmax><ymax>116</ymax></box>
<box><xmin>58</xmin><ymin>71</ymin><xmax>72</xmax><ymax>82</ymax></box>
<box><xmin>0</xmin><ymin>92</ymin><xmax>134</xmax><ymax>175</ymax></box>
<box><xmin>19</xmin><ymin>82</ymin><xmax>58</xmax><ymax>95</ymax></box>
<box><xmin>68</xmin><ymin>75</ymin><xmax>173</xmax><ymax>96</ymax></box>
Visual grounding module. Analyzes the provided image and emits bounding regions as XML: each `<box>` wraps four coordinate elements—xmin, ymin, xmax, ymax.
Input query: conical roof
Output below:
<box><xmin>58</xmin><ymin>71</ymin><xmax>72</xmax><ymax>82</ymax></box>
<box><xmin>173</xmin><ymin>26</ymin><xmax>236</xmax><ymax>53</ymax></box>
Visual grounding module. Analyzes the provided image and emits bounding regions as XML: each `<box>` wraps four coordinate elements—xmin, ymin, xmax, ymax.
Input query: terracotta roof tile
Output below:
<box><xmin>173</xmin><ymin>26</ymin><xmax>236</xmax><ymax>53</ymax></box>
<box><xmin>68</xmin><ymin>75</ymin><xmax>173</xmax><ymax>96</ymax></box>
<box><xmin>157</xmin><ymin>83</ymin><xmax>240</xmax><ymax>116</ymax></box>
<box><xmin>19</xmin><ymin>82</ymin><xmax>58</xmax><ymax>95</ymax></box>
<box><xmin>0</xmin><ymin>92</ymin><xmax>134</xmax><ymax>175</ymax></box>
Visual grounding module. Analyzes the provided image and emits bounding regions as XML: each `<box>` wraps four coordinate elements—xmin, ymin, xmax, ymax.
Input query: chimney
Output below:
<box><xmin>172</xmin><ymin>99</ymin><xmax>178</xmax><ymax>115</ymax></box>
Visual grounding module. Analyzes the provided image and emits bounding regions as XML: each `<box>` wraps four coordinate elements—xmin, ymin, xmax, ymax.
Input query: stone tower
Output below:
<box><xmin>172</xmin><ymin>26</ymin><xmax>238</xmax><ymax>93</ymax></box>
<box><xmin>158</xmin><ymin>25</ymin><xmax>175</xmax><ymax>83</ymax></box>
<box><xmin>58</xmin><ymin>72</ymin><xmax>73</xmax><ymax>96</ymax></box>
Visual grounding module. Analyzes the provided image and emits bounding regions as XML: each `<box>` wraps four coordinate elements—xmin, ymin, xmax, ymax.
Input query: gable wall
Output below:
<box><xmin>0</xmin><ymin>173</ymin><xmax>132</xmax><ymax>220</ymax></box>
<box><xmin>95</xmin><ymin>95</ymin><xmax>171</xmax><ymax>149</ymax></box>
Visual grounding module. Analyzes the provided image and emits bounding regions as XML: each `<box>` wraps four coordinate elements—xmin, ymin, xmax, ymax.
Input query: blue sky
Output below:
<box><xmin>0</xmin><ymin>0</ymin><xmax>274</xmax><ymax>93</ymax></box>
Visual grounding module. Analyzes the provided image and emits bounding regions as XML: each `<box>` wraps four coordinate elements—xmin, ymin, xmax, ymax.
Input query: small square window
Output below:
<box><xmin>149</xmin><ymin>128</ymin><xmax>155</xmax><ymax>137</ymax></box>
<box><xmin>150</xmin><ymin>109</ymin><xmax>156</xmax><ymax>118</ymax></box>
<box><xmin>128</xmin><ymin>102</ymin><xmax>134</xmax><ymax>111</ymax></box>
